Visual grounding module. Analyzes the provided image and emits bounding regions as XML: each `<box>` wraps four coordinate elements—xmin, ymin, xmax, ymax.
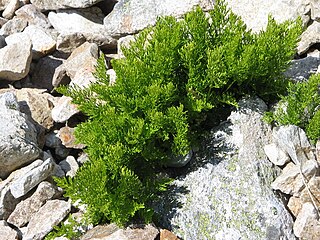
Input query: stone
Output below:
<box><xmin>0</xmin><ymin>0</ymin><xmax>10</xmax><ymax>11</ymax></box>
<box><xmin>0</xmin><ymin>220</ymin><xmax>19</xmax><ymax>240</ymax></box>
<box><xmin>51</xmin><ymin>96</ymin><xmax>79</xmax><ymax>123</ymax></box>
<box><xmin>23</xmin><ymin>25</ymin><xmax>56</xmax><ymax>59</ymax></box>
<box><xmin>0</xmin><ymin>17</ymin><xmax>28</xmax><ymax>36</ymax></box>
<box><xmin>2</xmin><ymin>0</ymin><xmax>19</xmax><ymax>19</ymax></box>
<box><xmin>52</xmin><ymin>63</ymin><xmax>70</xmax><ymax>88</ymax></box>
<box><xmin>30</xmin><ymin>0</ymin><xmax>103</xmax><ymax>10</ymax></box>
<box><xmin>7</xmin><ymin>181</ymin><xmax>62</xmax><ymax>227</ymax></box>
<box><xmin>48</xmin><ymin>8</ymin><xmax>116</xmax><ymax>48</ymax></box>
<box><xmin>0</xmin><ymin>185</ymin><xmax>20</xmax><ymax>220</ymax></box>
<box><xmin>300</xmin><ymin>176</ymin><xmax>320</xmax><ymax>209</ymax></box>
<box><xmin>225</xmin><ymin>0</ymin><xmax>311</xmax><ymax>32</ymax></box>
<box><xmin>273</xmin><ymin>125</ymin><xmax>316</xmax><ymax>165</ymax></box>
<box><xmin>56</xmin><ymin>32</ymin><xmax>87</xmax><ymax>53</ymax></box>
<box><xmin>310</xmin><ymin>0</ymin><xmax>320</xmax><ymax>21</ymax></box>
<box><xmin>59</xmin><ymin>156</ymin><xmax>79</xmax><ymax>177</ymax></box>
<box><xmin>31</xmin><ymin>55</ymin><xmax>64</xmax><ymax>91</ymax></box>
<box><xmin>271</xmin><ymin>161</ymin><xmax>318</xmax><ymax>196</ymax></box>
<box><xmin>80</xmin><ymin>224</ymin><xmax>159</xmax><ymax>240</ymax></box>
<box><xmin>107</xmin><ymin>69</ymin><xmax>116</xmax><ymax>85</ymax></box>
<box><xmin>103</xmin><ymin>0</ymin><xmax>213</xmax><ymax>37</ymax></box>
<box><xmin>297</xmin><ymin>21</ymin><xmax>320</xmax><ymax>55</ymax></box>
<box><xmin>0</xmin><ymin>17</ymin><xmax>8</xmax><ymax>27</ymax></box>
<box><xmin>154</xmin><ymin>97</ymin><xmax>295</xmax><ymax>239</ymax></box>
<box><xmin>15</xmin><ymin>4</ymin><xmax>51</xmax><ymax>29</ymax></box>
<box><xmin>293</xmin><ymin>202</ymin><xmax>319</xmax><ymax>238</ymax></box>
<box><xmin>160</xmin><ymin>229</ymin><xmax>179</xmax><ymax>240</ymax></box>
<box><xmin>117</xmin><ymin>35</ymin><xmax>135</xmax><ymax>58</ymax></box>
<box><xmin>58</xmin><ymin>126</ymin><xmax>85</xmax><ymax>149</ymax></box>
<box><xmin>9</xmin><ymin>158</ymin><xmax>55</xmax><ymax>198</ymax></box>
<box><xmin>264</xmin><ymin>143</ymin><xmax>291</xmax><ymax>166</ymax></box>
<box><xmin>284</xmin><ymin>56</ymin><xmax>320</xmax><ymax>82</ymax></box>
<box><xmin>288</xmin><ymin>196</ymin><xmax>303</xmax><ymax>217</ymax></box>
<box><xmin>64</xmin><ymin>42</ymin><xmax>99</xmax><ymax>80</ymax></box>
<box><xmin>0</xmin><ymin>33</ymin><xmax>31</xmax><ymax>81</ymax></box>
<box><xmin>316</xmin><ymin>140</ymin><xmax>320</xmax><ymax>162</ymax></box>
<box><xmin>0</xmin><ymin>92</ymin><xmax>40</xmax><ymax>179</ymax></box>
<box><xmin>24</xmin><ymin>199</ymin><xmax>71</xmax><ymax>240</ymax></box>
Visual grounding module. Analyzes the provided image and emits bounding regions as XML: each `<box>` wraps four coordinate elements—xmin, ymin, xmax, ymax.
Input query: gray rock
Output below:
<box><xmin>7</xmin><ymin>181</ymin><xmax>62</xmax><ymax>227</ymax></box>
<box><xmin>0</xmin><ymin>185</ymin><xmax>19</xmax><ymax>220</ymax></box>
<box><xmin>56</xmin><ymin>32</ymin><xmax>87</xmax><ymax>53</ymax></box>
<box><xmin>0</xmin><ymin>33</ymin><xmax>32</xmax><ymax>81</ymax></box>
<box><xmin>155</xmin><ymin>97</ymin><xmax>295</xmax><ymax>239</ymax></box>
<box><xmin>284</xmin><ymin>56</ymin><xmax>320</xmax><ymax>82</ymax></box>
<box><xmin>271</xmin><ymin>161</ymin><xmax>318</xmax><ymax>196</ymax></box>
<box><xmin>30</xmin><ymin>0</ymin><xmax>103</xmax><ymax>10</ymax></box>
<box><xmin>297</xmin><ymin>21</ymin><xmax>320</xmax><ymax>55</ymax></box>
<box><xmin>24</xmin><ymin>199</ymin><xmax>71</xmax><ymax>240</ymax></box>
<box><xmin>48</xmin><ymin>7</ymin><xmax>116</xmax><ymax>48</ymax></box>
<box><xmin>0</xmin><ymin>0</ymin><xmax>10</xmax><ymax>11</ymax></box>
<box><xmin>9</xmin><ymin>158</ymin><xmax>55</xmax><ymax>198</ymax></box>
<box><xmin>2</xmin><ymin>0</ymin><xmax>19</xmax><ymax>19</ymax></box>
<box><xmin>51</xmin><ymin>96</ymin><xmax>79</xmax><ymax>123</ymax></box>
<box><xmin>0</xmin><ymin>92</ymin><xmax>40</xmax><ymax>179</ymax></box>
<box><xmin>0</xmin><ymin>17</ymin><xmax>8</xmax><ymax>28</ymax></box>
<box><xmin>0</xmin><ymin>220</ymin><xmax>19</xmax><ymax>240</ymax></box>
<box><xmin>59</xmin><ymin>156</ymin><xmax>79</xmax><ymax>177</ymax></box>
<box><xmin>226</xmin><ymin>0</ymin><xmax>311</xmax><ymax>32</ymax></box>
<box><xmin>15</xmin><ymin>4</ymin><xmax>51</xmax><ymax>29</ymax></box>
<box><xmin>310</xmin><ymin>0</ymin><xmax>320</xmax><ymax>21</ymax></box>
<box><xmin>264</xmin><ymin>143</ymin><xmax>291</xmax><ymax>166</ymax></box>
<box><xmin>0</xmin><ymin>16</ymin><xmax>28</xmax><ymax>36</ymax></box>
<box><xmin>166</xmin><ymin>150</ymin><xmax>193</xmax><ymax>168</ymax></box>
<box><xmin>103</xmin><ymin>0</ymin><xmax>213</xmax><ymax>37</ymax></box>
<box><xmin>52</xmin><ymin>63</ymin><xmax>70</xmax><ymax>88</ymax></box>
<box><xmin>300</xmin><ymin>176</ymin><xmax>320</xmax><ymax>209</ymax></box>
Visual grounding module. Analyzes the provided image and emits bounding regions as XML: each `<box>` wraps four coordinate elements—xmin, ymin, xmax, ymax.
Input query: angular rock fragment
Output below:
<box><xmin>264</xmin><ymin>143</ymin><xmax>290</xmax><ymax>166</ymax></box>
<box><xmin>31</xmin><ymin>0</ymin><xmax>103</xmax><ymax>10</ymax></box>
<box><xmin>297</xmin><ymin>21</ymin><xmax>320</xmax><ymax>55</ymax></box>
<box><xmin>0</xmin><ymin>220</ymin><xmax>19</xmax><ymax>240</ymax></box>
<box><xmin>59</xmin><ymin>156</ymin><xmax>79</xmax><ymax>177</ymax></box>
<box><xmin>51</xmin><ymin>96</ymin><xmax>79</xmax><ymax>123</ymax></box>
<box><xmin>58</xmin><ymin>126</ymin><xmax>85</xmax><ymax>149</ymax></box>
<box><xmin>0</xmin><ymin>16</ymin><xmax>28</xmax><ymax>36</ymax></box>
<box><xmin>2</xmin><ymin>0</ymin><xmax>19</xmax><ymax>20</ymax></box>
<box><xmin>15</xmin><ymin>4</ymin><xmax>51</xmax><ymax>29</ymax></box>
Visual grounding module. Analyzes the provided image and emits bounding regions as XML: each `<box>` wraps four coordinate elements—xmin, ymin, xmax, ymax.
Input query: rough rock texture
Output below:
<box><xmin>103</xmin><ymin>0</ymin><xmax>214</xmax><ymax>37</ymax></box>
<box><xmin>288</xmin><ymin>196</ymin><xmax>303</xmax><ymax>217</ymax></box>
<box><xmin>298</xmin><ymin>21</ymin><xmax>320</xmax><ymax>55</ymax></box>
<box><xmin>155</xmin><ymin>97</ymin><xmax>295</xmax><ymax>239</ymax></box>
<box><xmin>15</xmin><ymin>4</ymin><xmax>51</xmax><ymax>29</ymax></box>
<box><xmin>2</xmin><ymin>0</ymin><xmax>20</xmax><ymax>20</ymax></box>
<box><xmin>264</xmin><ymin>143</ymin><xmax>290</xmax><ymax>166</ymax></box>
<box><xmin>59</xmin><ymin>156</ymin><xmax>79</xmax><ymax>177</ymax></box>
<box><xmin>7</xmin><ymin>181</ymin><xmax>62</xmax><ymax>227</ymax></box>
<box><xmin>0</xmin><ymin>220</ymin><xmax>19</xmax><ymax>240</ymax></box>
<box><xmin>51</xmin><ymin>96</ymin><xmax>79</xmax><ymax>123</ymax></box>
<box><xmin>284</xmin><ymin>56</ymin><xmax>320</xmax><ymax>82</ymax></box>
<box><xmin>160</xmin><ymin>229</ymin><xmax>179</xmax><ymax>240</ymax></box>
<box><xmin>30</xmin><ymin>0</ymin><xmax>104</xmax><ymax>10</ymax></box>
<box><xmin>0</xmin><ymin>16</ymin><xmax>28</xmax><ymax>36</ymax></box>
<box><xmin>58</xmin><ymin>126</ymin><xmax>86</xmax><ymax>149</ymax></box>
<box><xmin>0</xmin><ymin>92</ymin><xmax>40</xmax><ymax>179</ymax></box>
<box><xmin>24</xmin><ymin>199</ymin><xmax>71</xmax><ymax>240</ymax></box>
<box><xmin>300</xmin><ymin>177</ymin><xmax>320</xmax><ymax>209</ymax></box>
<box><xmin>0</xmin><ymin>34</ymin><xmax>32</xmax><ymax>81</ymax></box>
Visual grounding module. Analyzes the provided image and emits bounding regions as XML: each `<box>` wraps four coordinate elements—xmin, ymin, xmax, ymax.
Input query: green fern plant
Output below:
<box><xmin>56</xmin><ymin>0</ymin><xmax>302</xmax><ymax>227</ymax></box>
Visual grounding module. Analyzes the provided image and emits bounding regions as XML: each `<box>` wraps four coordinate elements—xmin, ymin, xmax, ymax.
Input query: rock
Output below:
<box><xmin>0</xmin><ymin>220</ymin><xmax>19</xmax><ymax>240</ymax></box>
<box><xmin>52</xmin><ymin>63</ymin><xmax>70</xmax><ymax>88</ymax></box>
<box><xmin>284</xmin><ymin>56</ymin><xmax>320</xmax><ymax>82</ymax></box>
<box><xmin>0</xmin><ymin>17</ymin><xmax>8</xmax><ymax>28</ymax></box>
<box><xmin>166</xmin><ymin>150</ymin><xmax>193</xmax><ymax>168</ymax></box>
<box><xmin>264</xmin><ymin>143</ymin><xmax>291</xmax><ymax>166</ymax></box>
<box><xmin>58</xmin><ymin>126</ymin><xmax>85</xmax><ymax>149</ymax></box>
<box><xmin>0</xmin><ymin>92</ymin><xmax>40</xmax><ymax>179</ymax></box>
<box><xmin>107</xmin><ymin>69</ymin><xmax>116</xmax><ymax>85</ymax></box>
<box><xmin>300</xmin><ymin>176</ymin><xmax>320</xmax><ymax>209</ymax></box>
<box><xmin>56</xmin><ymin>32</ymin><xmax>87</xmax><ymax>53</ymax></box>
<box><xmin>0</xmin><ymin>16</ymin><xmax>28</xmax><ymax>36</ymax></box>
<box><xmin>15</xmin><ymin>4</ymin><xmax>51</xmax><ymax>29</ymax></box>
<box><xmin>103</xmin><ymin>0</ymin><xmax>213</xmax><ymax>37</ymax></box>
<box><xmin>293</xmin><ymin>202</ymin><xmax>320</xmax><ymax>238</ymax></box>
<box><xmin>51</xmin><ymin>96</ymin><xmax>79</xmax><ymax>123</ymax></box>
<box><xmin>271</xmin><ymin>161</ymin><xmax>318</xmax><ymax>196</ymax></box>
<box><xmin>64</xmin><ymin>42</ymin><xmax>99</xmax><ymax>80</ymax></box>
<box><xmin>310</xmin><ymin>0</ymin><xmax>320</xmax><ymax>21</ymax></box>
<box><xmin>117</xmin><ymin>35</ymin><xmax>135</xmax><ymax>58</ymax></box>
<box><xmin>24</xmin><ymin>199</ymin><xmax>71</xmax><ymax>240</ymax></box>
<box><xmin>80</xmin><ymin>224</ymin><xmax>159</xmax><ymax>240</ymax></box>
<box><xmin>48</xmin><ymin>8</ymin><xmax>116</xmax><ymax>48</ymax></box>
<box><xmin>59</xmin><ymin>156</ymin><xmax>79</xmax><ymax>177</ymax></box>
<box><xmin>273</xmin><ymin>125</ymin><xmax>316</xmax><ymax>165</ymax></box>
<box><xmin>2</xmin><ymin>0</ymin><xmax>19</xmax><ymax>19</ymax></box>
<box><xmin>160</xmin><ymin>229</ymin><xmax>179</xmax><ymax>240</ymax></box>
<box><xmin>9</xmin><ymin>158</ymin><xmax>55</xmax><ymax>198</ymax></box>
<box><xmin>225</xmin><ymin>0</ymin><xmax>311</xmax><ymax>32</ymax></box>
<box><xmin>297</xmin><ymin>21</ymin><xmax>320</xmax><ymax>55</ymax></box>
<box><xmin>23</xmin><ymin>25</ymin><xmax>56</xmax><ymax>59</ymax></box>
<box><xmin>0</xmin><ymin>185</ymin><xmax>20</xmax><ymax>220</ymax></box>
<box><xmin>77</xmin><ymin>152</ymin><xmax>89</xmax><ymax>164</ymax></box>
<box><xmin>154</xmin><ymin>97</ymin><xmax>295</xmax><ymax>239</ymax></box>
<box><xmin>0</xmin><ymin>0</ymin><xmax>10</xmax><ymax>11</ymax></box>
<box><xmin>288</xmin><ymin>196</ymin><xmax>303</xmax><ymax>217</ymax></box>
<box><xmin>31</xmin><ymin>55</ymin><xmax>64</xmax><ymax>91</ymax></box>
<box><xmin>0</xmin><ymin>33</ymin><xmax>31</xmax><ymax>81</ymax></box>
<box><xmin>7</xmin><ymin>181</ymin><xmax>62</xmax><ymax>227</ymax></box>
<box><xmin>30</xmin><ymin>0</ymin><xmax>103</xmax><ymax>10</ymax></box>
<box><xmin>316</xmin><ymin>140</ymin><xmax>320</xmax><ymax>162</ymax></box>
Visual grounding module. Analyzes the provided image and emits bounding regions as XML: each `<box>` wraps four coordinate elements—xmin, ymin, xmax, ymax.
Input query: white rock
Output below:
<box><xmin>271</xmin><ymin>161</ymin><xmax>318</xmax><ymax>196</ymax></box>
<box><xmin>10</xmin><ymin>158</ymin><xmax>55</xmax><ymax>198</ymax></box>
<box><xmin>0</xmin><ymin>0</ymin><xmax>11</xmax><ymax>11</ymax></box>
<box><xmin>30</xmin><ymin>0</ymin><xmax>103</xmax><ymax>10</ymax></box>
<box><xmin>59</xmin><ymin>156</ymin><xmax>79</xmax><ymax>177</ymax></box>
<box><xmin>7</xmin><ymin>181</ymin><xmax>62</xmax><ymax>227</ymax></box>
<box><xmin>264</xmin><ymin>143</ymin><xmax>290</xmax><ymax>166</ymax></box>
<box><xmin>15</xmin><ymin>4</ymin><xmax>51</xmax><ymax>29</ymax></box>
<box><xmin>0</xmin><ymin>16</ymin><xmax>28</xmax><ymax>36</ymax></box>
<box><xmin>56</xmin><ymin>32</ymin><xmax>87</xmax><ymax>53</ymax></box>
<box><xmin>24</xmin><ymin>199</ymin><xmax>71</xmax><ymax>240</ymax></box>
<box><xmin>107</xmin><ymin>69</ymin><xmax>116</xmax><ymax>85</ymax></box>
<box><xmin>293</xmin><ymin>202</ymin><xmax>318</xmax><ymax>238</ymax></box>
<box><xmin>297</xmin><ymin>21</ymin><xmax>320</xmax><ymax>55</ymax></box>
<box><xmin>51</xmin><ymin>96</ymin><xmax>79</xmax><ymax>123</ymax></box>
<box><xmin>0</xmin><ymin>220</ymin><xmax>19</xmax><ymax>240</ymax></box>
<box><xmin>117</xmin><ymin>35</ymin><xmax>136</xmax><ymax>58</ymax></box>
<box><xmin>2</xmin><ymin>0</ymin><xmax>19</xmax><ymax>19</ymax></box>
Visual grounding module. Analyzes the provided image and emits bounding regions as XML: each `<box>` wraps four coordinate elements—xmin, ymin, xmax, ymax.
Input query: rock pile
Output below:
<box><xmin>0</xmin><ymin>0</ymin><xmax>319</xmax><ymax>239</ymax></box>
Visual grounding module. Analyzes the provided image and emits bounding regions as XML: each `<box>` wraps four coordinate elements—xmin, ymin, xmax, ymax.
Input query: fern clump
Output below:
<box><xmin>56</xmin><ymin>0</ymin><xmax>302</xmax><ymax>226</ymax></box>
<box><xmin>266</xmin><ymin>74</ymin><xmax>320</xmax><ymax>142</ymax></box>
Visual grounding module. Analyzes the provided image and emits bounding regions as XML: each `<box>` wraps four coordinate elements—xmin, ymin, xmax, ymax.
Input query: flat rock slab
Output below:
<box><xmin>24</xmin><ymin>199</ymin><xmax>71</xmax><ymax>240</ymax></box>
